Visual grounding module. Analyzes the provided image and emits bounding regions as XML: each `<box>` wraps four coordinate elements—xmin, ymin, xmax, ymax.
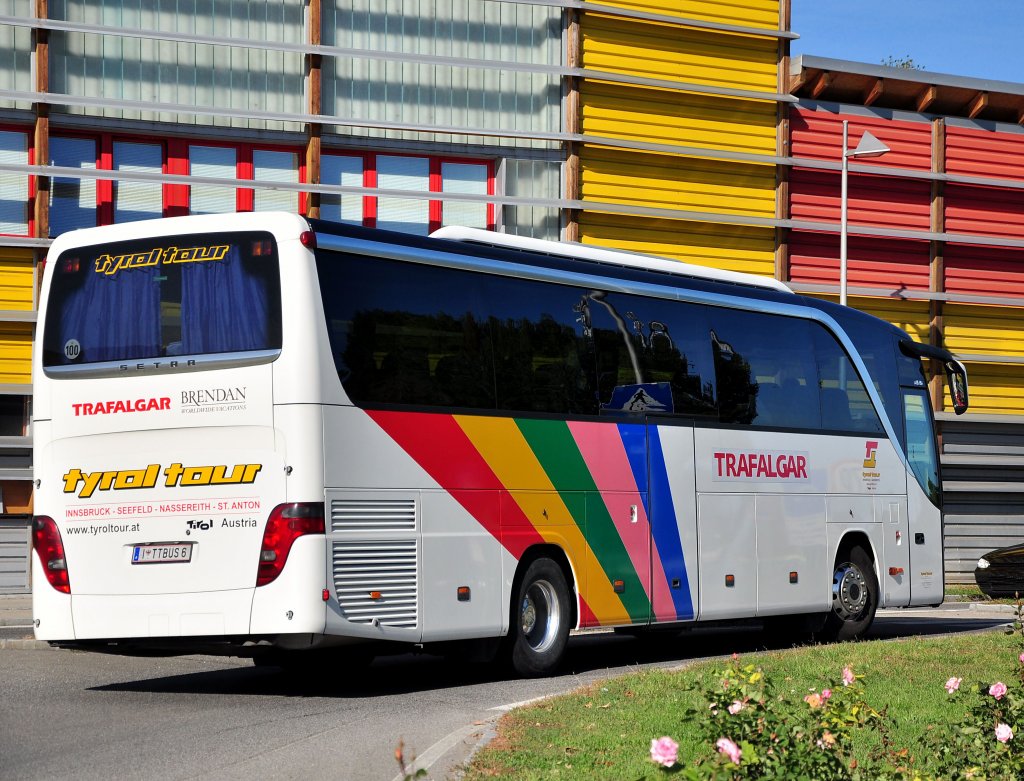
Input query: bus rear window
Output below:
<box><xmin>43</xmin><ymin>231</ymin><xmax>282</xmax><ymax>368</ymax></box>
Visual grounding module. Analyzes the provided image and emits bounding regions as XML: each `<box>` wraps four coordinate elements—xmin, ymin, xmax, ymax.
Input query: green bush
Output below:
<box><xmin>649</xmin><ymin>606</ymin><xmax>1024</xmax><ymax>780</ymax></box>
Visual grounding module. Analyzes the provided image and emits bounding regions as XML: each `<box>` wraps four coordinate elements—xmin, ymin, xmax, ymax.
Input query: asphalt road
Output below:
<box><xmin>0</xmin><ymin>604</ymin><xmax>1013</xmax><ymax>781</ymax></box>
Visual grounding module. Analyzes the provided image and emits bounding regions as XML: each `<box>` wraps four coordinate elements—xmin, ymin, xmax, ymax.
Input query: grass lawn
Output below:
<box><xmin>946</xmin><ymin>583</ymin><xmax>1019</xmax><ymax>604</ymax></box>
<box><xmin>461</xmin><ymin>629</ymin><xmax>1020</xmax><ymax>780</ymax></box>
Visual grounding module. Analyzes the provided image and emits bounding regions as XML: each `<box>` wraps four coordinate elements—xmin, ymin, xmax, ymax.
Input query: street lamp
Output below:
<box><xmin>840</xmin><ymin>120</ymin><xmax>890</xmax><ymax>306</ymax></box>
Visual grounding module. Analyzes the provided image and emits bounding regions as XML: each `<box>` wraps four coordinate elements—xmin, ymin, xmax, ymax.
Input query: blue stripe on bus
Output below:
<box><xmin>648</xmin><ymin>426</ymin><xmax>695</xmax><ymax>621</ymax></box>
<box><xmin>618</xmin><ymin>422</ymin><xmax>650</xmax><ymax>519</ymax></box>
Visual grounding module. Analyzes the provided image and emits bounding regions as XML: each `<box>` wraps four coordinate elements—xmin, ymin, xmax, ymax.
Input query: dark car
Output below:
<box><xmin>974</xmin><ymin>543</ymin><xmax>1024</xmax><ymax>598</ymax></box>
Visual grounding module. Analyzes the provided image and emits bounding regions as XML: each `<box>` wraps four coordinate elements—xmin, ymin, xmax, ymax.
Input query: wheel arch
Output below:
<box><xmin>511</xmin><ymin>544</ymin><xmax>579</xmax><ymax>631</ymax></box>
<box><xmin>833</xmin><ymin>530</ymin><xmax>879</xmax><ymax>579</ymax></box>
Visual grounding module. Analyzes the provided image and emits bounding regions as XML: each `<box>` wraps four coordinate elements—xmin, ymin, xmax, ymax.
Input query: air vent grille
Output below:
<box><xmin>332</xmin><ymin>540</ymin><xmax>418</xmax><ymax>628</ymax></box>
<box><xmin>330</xmin><ymin>498</ymin><xmax>416</xmax><ymax>532</ymax></box>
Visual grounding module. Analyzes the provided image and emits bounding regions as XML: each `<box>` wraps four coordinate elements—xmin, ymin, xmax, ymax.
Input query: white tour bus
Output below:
<box><xmin>32</xmin><ymin>212</ymin><xmax>969</xmax><ymax>675</ymax></box>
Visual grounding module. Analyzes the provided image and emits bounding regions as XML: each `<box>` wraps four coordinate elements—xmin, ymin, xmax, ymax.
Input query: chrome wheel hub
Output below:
<box><xmin>832</xmin><ymin>563</ymin><xmax>868</xmax><ymax>622</ymax></box>
<box><xmin>520</xmin><ymin>579</ymin><xmax>560</xmax><ymax>653</ymax></box>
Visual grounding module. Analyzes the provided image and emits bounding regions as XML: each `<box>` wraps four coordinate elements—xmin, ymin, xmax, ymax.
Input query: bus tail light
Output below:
<box><xmin>256</xmin><ymin>503</ymin><xmax>325</xmax><ymax>587</ymax></box>
<box><xmin>32</xmin><ymin>516</ymin><xmax>71</xmax><ymax>594</ymax></box>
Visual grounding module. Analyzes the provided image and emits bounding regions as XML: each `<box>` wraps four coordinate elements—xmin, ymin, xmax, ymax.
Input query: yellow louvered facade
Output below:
<box><xmin>0</xmin><ymin>248</ymin><xmax>35</xmax><ymax>311</ymax></box>
<box><xmin>941</xmin><ymin>305</ymin><xmax>1024</xmax><ymax>413</ymax></box>
<box><xmin>594</xmin><ymin>0</ymin><xmax>781</xmax><ymax>31</ymax></box>
<box><xmin>582</xmin><ymin>81</ymin><xmax>778</xmax><ymax>157</ymax></box>
<box><xmin>0</xmin><ymin>322</ymin><xmax>32</xmax><ymax>386</ymax></box>
<box><xmin>943</xmin><ymin>304</ymin><xmax>1024</xmax><ymax>359</ymax></box>
<box><xmin>579</xmin><ymin>212</ymin><xmax>776</xmax><ymax>277</ymax></box>
<box><xmin>583</xmin><ymin>14</ymin><xmax>779</xmax><ymax>94</ymax></box>
<box><xmin>576</xmin><ymin>4</ymin><xmax>783</xmax><ymax>283</ymax></box>
<box><xmin>580</xmin><ymin>146</ymin><xmax>776</xmax><ymax>218</ymax></box>
<box><xmin>956</xmin><ymin>363</ymin><xmax>1024</xmax><ymax>415</ymax></box>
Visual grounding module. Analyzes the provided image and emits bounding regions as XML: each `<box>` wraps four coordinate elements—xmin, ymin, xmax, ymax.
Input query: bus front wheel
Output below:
<box><xmin>821</xmin><ymin>545</ymin><xmax>879</xmax><ymax>642</ymax></box>
<box><xmin>507</xmin><ymin>558</ymin><xmax>570</xmax><ymax>677</ymax></box>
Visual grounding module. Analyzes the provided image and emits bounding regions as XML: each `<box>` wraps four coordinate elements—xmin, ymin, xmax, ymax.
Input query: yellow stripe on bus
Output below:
<box><xmin>454</xmin><ymin>414</ymin><xmax>629</xmax><ymax>623</ymax></box>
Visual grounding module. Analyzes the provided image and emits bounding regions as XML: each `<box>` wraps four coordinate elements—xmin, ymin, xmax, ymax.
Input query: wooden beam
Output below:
<box><xmin>304</xmin><ymin>0</ymin><xmax>322</xmax><ymax>219</ymax></box>
<box><xmin>808</xmin><ymin>70</ymin><xmax>831</xmax><ymax>99</ymax></box>
<box><xmin>915</xmin><ymin>85</ymin><xmax>937</xmax><ymax>113</ymax></box>
<box><xmin>563</xmin><ymin>8</ymin><xmax>581</xmax><ymax>242</ymax></box>
<box><xmin>788</xmin><ymin>68</ymin><xmax>808</xmax><ymax>94</ymax></box>
<box><xmin>33</xmin><ymin>0</ymin><xmax>49</xmax><ymax>241</ymax></box>
<box><xmin>863</xmin><ymin>78</ymin><xmax>883</xmax><ymax>107</ymax></box>
<box><xmin>928</xmin><ymin>118</ymin><xmax>946</xmax><ymax>415</ymax></box>
<box><xmin>1017</xmin><ymin>105</ymin><xmax>1024</xmax><ymax>126</ymax></box>
<box><xmin>967</xmin><ymin>90</ymin><xmax>988</xmax><ymax>119</ymax></box>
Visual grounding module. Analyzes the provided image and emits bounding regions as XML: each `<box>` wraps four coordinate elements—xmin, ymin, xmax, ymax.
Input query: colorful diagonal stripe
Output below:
<box><xmin>366</xmin><ymin>410</ymin><xmax>694</xmax><ymax>626</ymax></box>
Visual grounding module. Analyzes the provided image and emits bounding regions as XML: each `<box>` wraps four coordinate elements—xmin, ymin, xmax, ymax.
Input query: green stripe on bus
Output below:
<box><xmin>515</xmin><ymin>417</ymin><xmax>650</xmax><ymax>623</ymax></box>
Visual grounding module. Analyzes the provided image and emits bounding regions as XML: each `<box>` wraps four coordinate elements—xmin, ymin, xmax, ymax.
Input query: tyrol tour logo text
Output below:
<box><xmin>62</xmin><ymin>462</ymin><xmax>262</xmax><ymax>499</ymax></box>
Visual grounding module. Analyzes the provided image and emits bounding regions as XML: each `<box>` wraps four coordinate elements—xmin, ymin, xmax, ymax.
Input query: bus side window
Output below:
<box><xmin>709</xmin><ymin>309</ymin><xmax>819</xmax><ymax>430</ymax></box>
<box><xmin>812</xmin><ymin>325</ymin><xmax>885</xmax><ymax>435</ymax></box>
<box><xmin>588</xmin><ymin>293</ymin><xmax>716</xmax><ymax>419</ymax></box>
<box><xmin>483</xmin><ymin>276</ymin><xmax>597</xmax><ymax>416</ymax></box>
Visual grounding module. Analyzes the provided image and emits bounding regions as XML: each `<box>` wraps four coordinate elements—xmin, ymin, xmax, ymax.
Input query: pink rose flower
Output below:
<box><xmin>728</xmin><ymin>700</ymin><xmax>744</xmax><ymax>715</ymax></box>
<box><xmin>945</xmin><ymin>677</ymin><xmax>962</xmax><ymax>694</ymax></box>
<box><xmin>804</xmin><ymin>692</ymin><xmax>822</xmax><ymax>709</ymax></box>
<box><xmin>820</xmin><ymin>688</ymin><xmax>832</xmax><ymax>702</ymax></box>
<box><xmin>716</xmin><ymin>737</ymin><xmax>742</xmax><ymax>765</ymax></box>
<box><xmin>1019</xmin><ymin>653</ymin><xmax>1024</xmax><ymax>664</ymax></box>
<box><xmin>842</xmin><ymin>666</ymin><xmax>855</xmax><ymax>687</ymax></box>
<box><xmin>990</xmin><ymin>682</ymin><xmax>1008</xmax><ymax>700</ymax></box>
<box><xmin>996</xmin><ymin>723</ymin><xmax>1014</xmax><ymax>743</ymax></box>
<box><xmin>650</xmin><ymin>736</ymin><xmax>679</xmax><ymax>768</ymax></box>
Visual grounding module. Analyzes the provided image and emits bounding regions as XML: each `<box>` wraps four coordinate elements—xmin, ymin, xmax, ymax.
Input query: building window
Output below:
<box><xmin>442</xmin><ymin>162</ymin><xmax>489</xmax><ymax>230</ymax></box>
<box><xmin>253</xmin><ymin>149</ymin><xmax>299</xmax><ymax>213</ymax></box>
<box><xmin>320</xmin><ymin>154</ymin><xmax>364</xmax><ymax>225</ymax></box>
<box><xmin>377</xmin><ymin>155</ymin><xmax>430</xmax><ymax>235</ymax></box>
<box><xmin>0</xmin><ymin>130</ymin><xmax>29</xmax><ymax>236</ymax></box>
<box><xmin>321</xmin><ymin>152</ymin><xmax>494</xmax><ymax>234</ymax></box>
<box><xmin>189</xmin><ymin>145</ymin><xmax>237</xmax><ymax>215</ymax></box>
<box><xmin>113</xmin><ymin>141</ymin><xmax>163</xmax><ymax>224</ymax></box>
<box><xmin>49</xmin><ymin>136</ymin><xmax>98</xmax><ymax>237</ymax></box>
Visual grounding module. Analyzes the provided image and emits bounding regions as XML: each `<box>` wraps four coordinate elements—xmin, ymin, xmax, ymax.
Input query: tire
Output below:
<box><xmin>506</xmin><ymin>558</ymin><xmax>571</xmax><ymax>677</ymax></box>
<box><xmin>820</xmin><ymin>545</ymin><xmax>879</xmax><ymax>642</ymax></box>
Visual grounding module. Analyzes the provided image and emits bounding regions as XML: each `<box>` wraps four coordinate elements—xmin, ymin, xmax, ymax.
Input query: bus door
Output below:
<box><xmin>646</xmin><ymin>418</ymin><xmax>699</xmax><ymax>625</ymax></box>
<box><xmin>903</xmin><ymin>388</ymin><xmax>944</xmax><ymax>605</ymax></box>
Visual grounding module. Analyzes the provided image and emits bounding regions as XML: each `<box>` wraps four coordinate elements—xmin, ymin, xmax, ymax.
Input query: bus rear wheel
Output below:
<box><xmin>507</xmin><ymin>558</ymin><xmax>570</xmax><ymax>677</ymax></box>
<box><xmin>821</xmin><ymin>545</ymin><xmax>878</xmax><ymax>642</ymax></box>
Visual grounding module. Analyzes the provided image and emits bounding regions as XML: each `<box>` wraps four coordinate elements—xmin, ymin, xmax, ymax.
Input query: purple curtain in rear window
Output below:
<box><xmin>180</xmin><ymin>247</ymin><xmax>272</xmax><ymax>354</ymax></box>
<box><xmin>56</xmin><ymin>266</ymin><xmax>160</xmax><ymax>362</ymax></box>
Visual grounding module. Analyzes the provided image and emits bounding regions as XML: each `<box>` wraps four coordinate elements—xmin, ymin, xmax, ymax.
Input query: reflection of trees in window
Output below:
<box><xmin>712</xmin><ymin>328</ymin><xmax>757</xmax><ymax>424</ymax></box>
<box><xmin>491</xmin><ymin>314</ymin><xmax>595</xmax><ymax>415</ymax></box>
<box><xmin>587</xmin><ymin>291</ymin><xmax>716</xmax><ymax>418</ymax></box>
<box><xmin>340</xmin><ymin>309</ymin><xmax>495</xmax><ymax>407</ymax></box>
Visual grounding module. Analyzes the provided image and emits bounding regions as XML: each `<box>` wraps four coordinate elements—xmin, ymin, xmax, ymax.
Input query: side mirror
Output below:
<box><xmin>945</xmin><ymin>359</ymin><xmax>969</xmax><ymax>415</ymax></box>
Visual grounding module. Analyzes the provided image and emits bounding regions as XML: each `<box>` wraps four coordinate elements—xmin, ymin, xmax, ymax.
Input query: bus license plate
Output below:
<box><xmin>131</xmin><ymin>543</ymin><xmax>193</xmax><ymax>565</ymax></box>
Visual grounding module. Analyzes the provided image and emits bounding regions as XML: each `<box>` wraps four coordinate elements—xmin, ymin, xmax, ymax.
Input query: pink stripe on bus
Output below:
<box><xmin>566</xmin><ymin>421</ymin><xmax>677</xmax><ymax>623</ymax></box>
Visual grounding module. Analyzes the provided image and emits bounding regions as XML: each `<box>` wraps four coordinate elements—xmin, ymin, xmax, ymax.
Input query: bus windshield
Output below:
<box><xmin>42</xmin><ymin>231</ymin><xmax>282</xmax><ymax>369</ymax></box>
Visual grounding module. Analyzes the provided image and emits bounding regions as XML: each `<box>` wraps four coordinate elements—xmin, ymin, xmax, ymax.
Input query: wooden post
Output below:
<box><xmin>775</xmin><ymin>0</ymin><xmax>792</xmax><ymax>282</ymax></box>
<box><xmin>33</xmin><ymin>0</ymin><xmax>50</xmax><ymax>240</ymax></box>
<box><xmin>929</xmin><ymin>118</ymin><xmax>946</xmax><ymax>415</ymax></box>
<box><xmin>563</xmin><ymin>8</ymin><xmax>581</xmax><ymax>242</ymax></box>
<box><xmin>305</xmin><ymin>0</ymin><xmax>322</xmax><ymax>219</ymax></box>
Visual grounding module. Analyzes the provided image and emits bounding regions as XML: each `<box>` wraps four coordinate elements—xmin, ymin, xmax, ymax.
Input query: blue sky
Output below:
<box><xmin>791</xmin><ymin>1</ymin><xmax>1024</xmax><ymax>84</ymax></box>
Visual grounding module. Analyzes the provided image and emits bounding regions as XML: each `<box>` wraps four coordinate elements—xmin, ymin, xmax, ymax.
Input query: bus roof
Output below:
<box><xmin>430</xmin><ymin>225</ymin><xmax>793</xmax><ymax>294</ymax></box>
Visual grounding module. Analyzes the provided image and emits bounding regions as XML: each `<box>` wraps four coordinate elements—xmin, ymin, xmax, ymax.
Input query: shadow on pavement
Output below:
<box><xmin>87</xmin><ymin>609</ymin><xmax>1012</xmax><ymax>699</ymax></box>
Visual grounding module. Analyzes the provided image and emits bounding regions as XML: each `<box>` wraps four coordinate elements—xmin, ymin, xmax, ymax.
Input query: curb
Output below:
<box><xmin>0</xmin><ymin>638</ymin><xmax>51</xmax><ymax>650</ymax></box>
<box><xmin>968</xmin><ymin>602</ymin><xmax>1018</xmax><ymax>614</ymax></box>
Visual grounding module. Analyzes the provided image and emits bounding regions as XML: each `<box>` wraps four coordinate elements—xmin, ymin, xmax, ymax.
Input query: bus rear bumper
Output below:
<box><xmin>66</xmin><ymin>589</ymin><xmax>257</xmax><ymax>641</ymax></box>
